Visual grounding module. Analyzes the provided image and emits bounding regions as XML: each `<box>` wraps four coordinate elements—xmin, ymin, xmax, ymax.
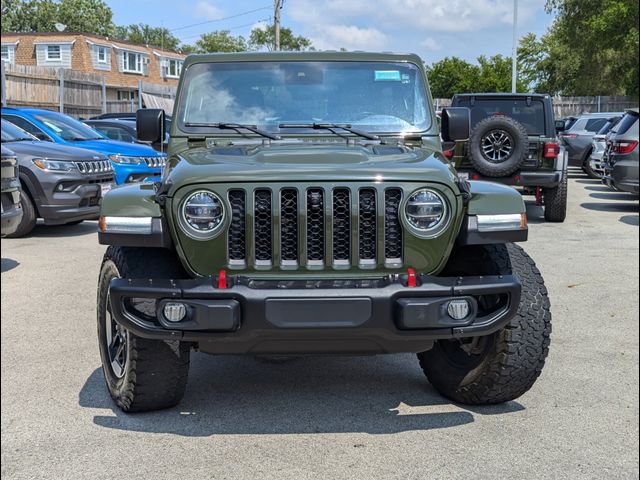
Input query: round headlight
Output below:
<box><xmin>404</xmin><ymin>189</ymin><xmax>448</xmax><ymax>237</ymax></box>
<box><xmin>180</xmin><ymin>190</ymin><xmax>225</xmax><ymax>240</ymax></box>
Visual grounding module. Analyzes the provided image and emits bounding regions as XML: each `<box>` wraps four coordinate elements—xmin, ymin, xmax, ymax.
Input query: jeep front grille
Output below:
<box><xmin>226</xmin><ymin>186</ymin><xmax>404</xmax><ymax>269</ymax></box>
<box><xmin>143</xmin><ymin>157</ymin><xmax>166</xmax><ymax>168</ymax></box>
<box><xmin>74</xmin><ymin>160</ymin><xmax>113</xmax><ymax>174</ymax></box>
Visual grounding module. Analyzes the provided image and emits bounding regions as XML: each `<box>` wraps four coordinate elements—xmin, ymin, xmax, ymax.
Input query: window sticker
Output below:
<box><xmin>374</xmin><ymin>70</ymin><xmax>401</xmax><ymax>81</ymax></box>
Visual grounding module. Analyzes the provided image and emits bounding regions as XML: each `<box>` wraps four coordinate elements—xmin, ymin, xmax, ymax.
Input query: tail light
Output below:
<box><xmin>611</xmin><ymin>140</ymin><xmax>639</xmax><ymax>155</ymax></box>
<box><xmin>561</xmin><ymin>133</ymin><xmax>578</xmax><ymax>139</ymax></box>
<box><xmin>544</xmin><ymin>142</ymin><xmax>560</xmax><ymax>158</ymax></box>
<box><xmin>443</xmin><ymin>149</ymin><xmax>454</xmax><ymax>159</ymax></box>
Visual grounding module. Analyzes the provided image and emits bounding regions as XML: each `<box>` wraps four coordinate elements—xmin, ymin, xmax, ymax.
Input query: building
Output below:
<box><xmin>1</xmin><ymin>32</ymin><xmax>187</xmax><ymax>110</ymax></box>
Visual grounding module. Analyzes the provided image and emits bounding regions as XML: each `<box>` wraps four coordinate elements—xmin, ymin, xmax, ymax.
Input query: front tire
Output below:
<box><xmin>417</xmin><ymin>244</ymin><xmax>551</xmax><ymax>405</ymax></box>
<box><xmin>97</xmin><ymin>246</ymin><xmax>190</xmax><ymax>412</ymax></box>
<box><xmin>6</xmin><ymin>190</ymin><xmax>36</xmax><ymax>238</ymax></box>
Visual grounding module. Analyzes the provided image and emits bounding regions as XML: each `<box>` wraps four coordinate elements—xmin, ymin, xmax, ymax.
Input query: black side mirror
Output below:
<box><xmin>555</xmin><ymin>120</ymin><xmax>566</xmax><ymax>132</ymax></box>
<box><xmin>441</xmin><ymin>107</ymin><xmax>470</xmax><ymax>142</ymax></box>
<box><xmin>136</xmin><ymin>109</ymin><xmax>165</xmax><ymax>144</ymax></box>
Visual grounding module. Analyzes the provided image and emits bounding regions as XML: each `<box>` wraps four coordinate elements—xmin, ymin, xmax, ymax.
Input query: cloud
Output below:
<box><xmin>194</xmin><ymin>1</ymin><xmax>224</xmax><ymax>21</ymax></box>
<box><xmin>421</xmin><ymin>37</ymin><xmax>441</xmax><ymax>50</ymax></box>
<box><xmin>312</xmin><ymin>25</ymin><xmax>389</xmax><ymax>51</ymax></box>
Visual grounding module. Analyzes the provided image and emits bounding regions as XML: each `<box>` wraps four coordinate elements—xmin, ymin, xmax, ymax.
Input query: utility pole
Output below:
<box><xmin>511</xmin><ymin>0</ymin><xmax>518</xmax><ymax>93</ymax></box>
<box><xmin>274</xmin><ymin>0</ymin><xmax>282</xmax><ymax>51</ymax></box>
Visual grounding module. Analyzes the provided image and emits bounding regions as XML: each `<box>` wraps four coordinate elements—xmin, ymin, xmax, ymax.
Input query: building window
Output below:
<box><xmin>117</xmin><ymin>90</ymin><xmax>135</xmax><ymax>101</ymax></box>
<box><xmin>122</xmin><ymin>51</ymin><xmax>144</xmax><ymax>74</ymax></box>
<box><xmin>1</xmin><ymin>46</ymin><xmax>9</xmax><ymax>61</ymax></box>
<box><xmin>165</xmin><ymin>58</ymin><xmax>183</xmax><ymax>78</ymax></box>
<box><xmin>46</xmin><ymin>45</ymin><xmax>61</xmax><ymax>61</ymax></box>
<box><xmin>97</xmin><ymin>46</ymin><xmax>107</xmax><ymax>63</ymax></box>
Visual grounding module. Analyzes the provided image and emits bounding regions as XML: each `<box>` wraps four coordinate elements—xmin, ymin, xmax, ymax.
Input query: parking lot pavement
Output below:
<box><xmin>1</xmin><ymin>170</ymin><xmax>638</xmax><ymax>480</ymax></box>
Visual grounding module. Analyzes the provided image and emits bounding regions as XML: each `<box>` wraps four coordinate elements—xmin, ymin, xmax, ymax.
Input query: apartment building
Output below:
<box><xmin>1</xmin><ymin>32</ymin><xmax>187</xmax><ymax>106</ymax></box>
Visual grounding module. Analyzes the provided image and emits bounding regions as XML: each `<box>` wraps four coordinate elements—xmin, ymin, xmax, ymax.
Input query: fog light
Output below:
<box><xmin>163</xmin><ymin>302</ymin><xmax>187</xmax><ymax>323</ymax></box>
<box><xmin>447</xmin><ymin>299</ymin><xmax>470</xmax><ymax>320</ymax></box>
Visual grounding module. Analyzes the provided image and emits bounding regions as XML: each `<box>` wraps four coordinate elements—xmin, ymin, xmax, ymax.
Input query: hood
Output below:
<box><xmin>3</xmin><ymin>140</ymin><xmax>108</xmax><ymax>161</ymax></box>
<box><xmin>166</xmin><ymin>142</ymin><xmax>458</xmax><ymax>193</ymax></box>
<box><xmin>64</xmin><ymin>139</ymin><xmax>162</xmax><ymax>157</ymax></box>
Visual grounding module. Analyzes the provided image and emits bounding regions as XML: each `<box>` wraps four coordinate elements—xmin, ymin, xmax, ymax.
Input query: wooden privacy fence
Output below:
<box><xmin>1</xmin><ymin>61</ymin><xmax>176</xmax><ymax>118</ymax></box>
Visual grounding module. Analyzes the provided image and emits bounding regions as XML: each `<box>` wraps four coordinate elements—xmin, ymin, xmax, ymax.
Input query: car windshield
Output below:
<box><xmin>178</xmin><ymin>61</ymin><xmax>431</xmax><ymax>134</ymax></box>
<box><xmin>456</xmin><ymin>98</ymin><xmax>546</xmax><ymax>135</ymax></box>
<box><xmin>33</xmin><ymin>111</ymin><xmax>104</xmax><ymax>141</ymax></box>
<box><xmin>1</xmin><ymin>118</ymin><xmax>38</xmax><ymax>142</ymax></box>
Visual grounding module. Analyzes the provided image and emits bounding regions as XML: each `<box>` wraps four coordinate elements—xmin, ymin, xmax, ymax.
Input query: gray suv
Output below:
<box><xmin>1</xmin><ymin>119</ymin><xmax>115</xmax><ymax>237</ymax></box>
<box><xmin>602</xmin><ymin>109</ymin><xmax>639</xmax><ymax>194</ymax></box>
<box><xmin>561</xmin><ymin>112</ymin><xmax>624</xmax><ymax>171</ymax></box>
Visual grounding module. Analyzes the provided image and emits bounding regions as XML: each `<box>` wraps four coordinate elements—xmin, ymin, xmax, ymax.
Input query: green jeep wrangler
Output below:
<box><xmin>448</xmin><ymin>93</ymin><xmax>568</xmax><ymax>222</ymax></box>
<box><xmin>97</xmin><ymin>52</ymin><xmax>551</xmax><ymax>412</ymax></box>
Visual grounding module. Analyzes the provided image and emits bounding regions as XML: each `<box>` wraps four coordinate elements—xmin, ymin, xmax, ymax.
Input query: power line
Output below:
<box><xmin>170</xmin><ymin>5</ymin><xmax>271</xmax><ymax>32</ymax></box>
<box><xmin>177</xmin><ymin>18</ymin><xmax>270</xmax><ymax>41</ymax></box>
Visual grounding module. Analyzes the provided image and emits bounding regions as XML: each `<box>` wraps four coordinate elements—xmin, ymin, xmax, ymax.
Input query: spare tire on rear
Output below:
<box><xmin>467</xmin><ymin>115</ymin><xmax>529</xmax><ymax>177</ymax></box>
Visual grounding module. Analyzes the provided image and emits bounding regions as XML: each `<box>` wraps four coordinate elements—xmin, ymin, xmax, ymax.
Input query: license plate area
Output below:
<box><xmin>265</xmin><ymin>298</ymin><xmax>372</xmax><ymax>328</ymax></box>
<box><xmin>100</xmin><ymin>183</ymin><xmax>113</xmax><ymax>197</ymax></box>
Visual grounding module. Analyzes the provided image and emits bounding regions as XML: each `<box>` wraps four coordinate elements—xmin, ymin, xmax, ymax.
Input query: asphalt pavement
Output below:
<box><xmin>1</xmin><ymin>170</ymin><xmax>638</xmax><ymax>480</ymax></box>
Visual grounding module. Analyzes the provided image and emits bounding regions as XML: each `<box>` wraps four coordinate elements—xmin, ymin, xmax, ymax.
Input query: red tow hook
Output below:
<box><xmin>406</xmin><ymin>268</ymin><xmax>417</xmax><ymax>288</ymax></box>
<box><xmin>217</xmin><ymin>269</ymin><xmax>228</xmax><ymax>289</ymax></box>
<box><xmin>535</xmin><ymin>186</ymin><xmax>543</xmax><ymax>205</ymax></box>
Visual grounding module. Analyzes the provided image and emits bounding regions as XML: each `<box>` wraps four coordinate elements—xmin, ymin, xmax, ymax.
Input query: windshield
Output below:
<box><xmin>1</xmin><ymin>119</ymin><xmax>38</xmax><ymax>142</ymax></box>
<box><xmin>178</xmin><ymin>61</ymin><xmax>431</xmax><ymax>134</ymax></box>
<box><xmin>33</xmin><ymin>111</ymin><xmax>104</xmax><ymax>141</ymax></box>
<box><xmin>457</xmin><ymin>98</ymin><xmax>546</xmax><ymax>135</ymax></box>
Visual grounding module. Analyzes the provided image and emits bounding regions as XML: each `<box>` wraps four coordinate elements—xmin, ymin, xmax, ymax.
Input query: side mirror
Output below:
<box><xmin>441</xmin><ymin>107</ymin><xmax>470</xmax><ymax>142</ymax></box>
<box><xmin>555</xmin><ymin>120</ymin><xmax>566</xmax><ymax>132</ymax></box>
<box><xmin>136</xmin><ymin>109</ymin><xmax>165</xmax><ymax>144</ymax></box>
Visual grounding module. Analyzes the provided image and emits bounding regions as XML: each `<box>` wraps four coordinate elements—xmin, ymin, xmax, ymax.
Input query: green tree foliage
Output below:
<box><xmin>519</xmin><ymin>0</ymin><xmax>639</xmax><ymax>96</ymax></box>
<box><xmin>194</xmin><ymin>30</ymin><xmax>248</xmax><ymax>53</ymax></box>
<box><xmin>113</xmin><ymin>24</ymin><xmax>180</xmax><ymax>50</ymax></box>
<box><xmin>1</xmin><ymin>0</ymin><xmax>58</xmax><ymax>32</ymax></box>
<box><xmin>249</xmin><ymin>25</ymin><xmax>313</xmax><ymax>51</ymax></box>
<box><xmin>57</xmin><ymin>0</ymin><xmax>114</xmax><ymax>35</ymax></box>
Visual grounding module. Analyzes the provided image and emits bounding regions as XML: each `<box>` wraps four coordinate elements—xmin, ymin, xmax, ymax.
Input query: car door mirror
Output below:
<box><xmin>555</xmin><ymin>120</ymin><xmax>566</xmax><ymax>132</ymax></box>
<box><xmin>441</xmin><ymin>107</ymin><xmax>470</xmax><ymax>142</ymax></box>
<box><xmin>136</xmin><ymin>109</ymin><xmax>165</xmax><ymax>144</ymax></box>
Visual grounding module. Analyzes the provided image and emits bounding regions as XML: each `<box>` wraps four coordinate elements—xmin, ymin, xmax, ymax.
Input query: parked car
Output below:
<box><xmin>559</xmin><ymin>112</ymin><xmax>623</xmax><ymax>170</ymax></box>
<box><xmin>586</xmin><ymin>117</ymin><xmax>623</xmax><ymax>179</ymax></box>
<box><xmin>1</xmin><ymin>108</ymin><xmax>166</xmax><ymax>185</ymax></box>
<box><xmin>84</xmin><ymin>118</ymin><xmax>169</xmax><ymax>152</ymax></box>
<box><xmin>1</xmin><ymin>119</ymin><xmax>115</xmax><ymax>237</ymax></box>
<box><xmin>558</xmin><ymin>116</ymin><xmax>578</xmax><ymax>132</ymax></box>
<box><xmin>449</xmin><ymin>93</ymin><xmax>568</xmax><ymax>222</ymax></box>
<box><xmin>96</xmin><ymin>52</ymin><xmax>551</xmax><ymax>412</ymax></box>
<box><xmin>89</xmin><ymin>112</ymin><xmax>173</xmax><ymax>123</ymax></box>
<box><xmin>602</xmin><ymin>109</ymin><xmax>639</xmax><ymax>194</ymax></box>
<box><xmin>1</xmin><ymin>145</ymin><xmax>23</xmax><ymax>237</ymax></box>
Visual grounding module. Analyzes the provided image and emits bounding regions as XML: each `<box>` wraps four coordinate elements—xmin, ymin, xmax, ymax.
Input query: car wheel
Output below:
<box><xmin>5</xmin><ymin>189</ymin><xmax>37</xmax><ymax>238</ymax></box>
<box><xmin>543</xmin><ymin>175</ymin><xmax>568</xmax><ymax>222</ymax></box>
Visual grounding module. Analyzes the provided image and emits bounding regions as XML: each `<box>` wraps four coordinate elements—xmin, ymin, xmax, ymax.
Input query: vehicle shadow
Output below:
<box><xmin>23</xmin><ymin>221</ymin><xmax>98</xmax><ymax>238</ymax></box>
<box><xmin>1</xmin><ymin>258</ymin><xmax>19</xmax><ymax>273</ymax></box>
<box><xmin>620</xmin><ymin>215</ymin><xmax>639</xmax><ymax>227</ymax></box>
<box><xmin>524</xmin><ymin>201</ymin><xmax>545</xmax><ymax>224</ymax></box>
<box><xmin>585</xmin><ymin>185</ymin><xmax>615</xmax><ymax>193</ymax></box>
<box><xmin>580</xmin><ymin>202</ymin><xmax>639</xmax><ymax>213</ymax></box>
<box><xmin>574</xmin><ymin>179</ymin><xmax>602</xmax><ymax>185</ymax></box>
<box><xmin>589</xmin><ymin>192</ymin><xmax>640</xmax><ymax>201</ymax></box>
<box><xmin>79</xmin><ymin>354</ymin><xmax>524</xmax><ymax>437</ymax></box>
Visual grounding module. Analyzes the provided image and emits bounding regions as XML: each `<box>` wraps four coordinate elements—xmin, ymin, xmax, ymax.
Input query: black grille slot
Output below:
<box><xmin>306</xmin><ymin>189</ymin><xmax>325</xmax><ymax>263</ymax></box>
<box><xmin>280</xmin><ymin>189</ymin><xmax>298</xmax><ymax>263</ymax></box>
<box><xmin>254</xmin><ymin>189</ymin><xmax>272</xmax><ymax>263</ymax></box>
<box><xmin>358</xmin><ymin>189</ymin><xmax>376</xmax><ymax>262</ymax></box>
<box><xmin>228</xmin><ymin>190</ymin><xmax>246</xmax><ymax>262</ymax></box>
<box><xmin>332</xmin><ymin>188</ymin><xmax>351</xmax><ymax>263</ymax></box>
<box><xmin>384</xmin><ymin>189</ymin><xmax>403</xmax><ymax>262</ymax></box>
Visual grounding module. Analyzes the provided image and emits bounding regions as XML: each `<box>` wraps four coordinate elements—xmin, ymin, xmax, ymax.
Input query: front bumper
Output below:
<box><xmin>109</xmin><ymin>274</ymin><xmax>521</xmax><ymax>355</ymax></box>
<box><xmin>1</xmin><ymin>190</ymin><xmax>22</xmax><ymax>236</ymax></box>
<box><xmin>39</xmin><ymin>181</ymin><xmax>110</xmax><ymax>224</ymax></box>
<box><xmin>113</xmin><ymin>162</ymin><xmax>162</xmax><ymax>185</ymax></box>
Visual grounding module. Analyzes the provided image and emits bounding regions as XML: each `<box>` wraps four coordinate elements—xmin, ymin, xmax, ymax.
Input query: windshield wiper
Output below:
<box><xmin>68</xmin><ymin>137</ymin><xmax>103</xmax><ymax>141</ymax></box>
<box><xmin>279</xmin><ymin>123</ymin><xmax>379</xmax><ymax>141</ymax></box>
<box><xmin>183</xmin><ymin>122</ymin><xmax>281</xmax><ymax>141</ymax></box>
<box><xmin>6</xmin><ymin>137</ymin><xmax>35</xmax><ymax>142</ymax></box>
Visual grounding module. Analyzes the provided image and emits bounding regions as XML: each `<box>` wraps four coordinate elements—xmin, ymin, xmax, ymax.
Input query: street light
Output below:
<box><xmin>511</xmin><ymin>0</ymin><xmax>518</xmax><ymax>93</ymax></box>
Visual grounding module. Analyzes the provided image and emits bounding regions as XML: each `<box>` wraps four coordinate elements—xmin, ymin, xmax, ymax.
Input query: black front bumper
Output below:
<box><xmin>109</xmin><ymin>274</ymin><xmax>521</xmax><ymax>355</ymax></box>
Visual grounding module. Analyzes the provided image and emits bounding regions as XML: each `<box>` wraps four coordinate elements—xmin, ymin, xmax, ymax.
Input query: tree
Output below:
<box><xmin>194</xmin><ymin>31</ymin><xmax>248</xmax><ymax>53</ymax></box>
<box><xmin>519</xmin><ymin>0</ymin><xmax>639</xmax><ymax>96</ymax></box>
<box><xmin>476</xmin><ymin>54</ymin><xmax>525</xmax><ymax>92</ymax></box>
<box><xmin>1</xmin><ymin>0</ymin><xmax>58</xmax><ymax>32</ymax></box>
<box><xmin>56</xmin><ymin>0</ymin><xmax>114</xmax><ymax>35</ymax></box>
<box><xmin>249</xmin><ymin>25</ymin><xmax>313</xmax><ymax>51</ymax></box>
<box><xmin>426</xmin><ymin>57</ymin><xmax>480</xmax><ymax>98</ymax></box>
<box><xmin>114</xmin><ymin>24</ymin><xmax>180</xmax><ymax>50</ymax></box>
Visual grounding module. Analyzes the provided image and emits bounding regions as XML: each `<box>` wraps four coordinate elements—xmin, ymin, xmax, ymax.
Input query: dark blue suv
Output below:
<box><xmin>1</xmin><ymin>108</ymin><xmax>166</xmax><ymax>185</ymax></box>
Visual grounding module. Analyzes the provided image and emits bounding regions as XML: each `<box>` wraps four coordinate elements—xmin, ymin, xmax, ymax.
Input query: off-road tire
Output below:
<box><xmin>543</xmin><ymin>175</ymin><xmax>568</xmax><ymax>222</ymax></box>
<box><xmin>417</xmin><ymin>244</ymin><xmax>551</xmax><ymax>405</ymax></box>
<box><xmin>467</xmin><ymin>115</ymin><xmax>529</xmax><ymax>177</ymax></box>
<box><xmin>97</xmin><ymin>246</ymin><xmax>190</xmax><ymax>412</ymax></box>
<box><xmin>6</xmin><ymin>189</ymin><xmax>36</xmax><ymax>238</ymax></box>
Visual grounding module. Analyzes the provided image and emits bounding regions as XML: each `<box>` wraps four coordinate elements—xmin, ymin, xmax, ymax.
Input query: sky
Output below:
<box><xmin>105</xmin><ymin>0</ymin><xmax>556</xmax><ymax>64</ymax></box>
